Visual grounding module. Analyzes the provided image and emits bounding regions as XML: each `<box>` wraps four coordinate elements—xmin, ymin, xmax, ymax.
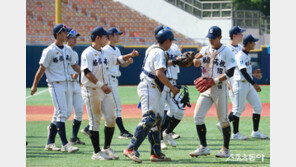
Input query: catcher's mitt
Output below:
<box><xmin>194</xmin><ymin>77</ymin><xmax>215</xmax><ymax>93</ymax></box>
<box><xmin>171</xmin><ymin>85</ymin><xmax>191</xmax><ymax>109</ymax></box>
<box><xmin>172</xmin><ymin>51</ymin><xmax>195</xmax><ymax>67</ymax></box>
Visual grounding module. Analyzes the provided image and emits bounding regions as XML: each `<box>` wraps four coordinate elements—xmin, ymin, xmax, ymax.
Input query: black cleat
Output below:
<box><xmin>70</xmin><ymin>137</ymin><xmax>86</xmax><ymax>145</ymax></box>
<box><xmin>118</xmin><ymin>131</ymin><xmax>133</xmax><ymax>139</ymax></box>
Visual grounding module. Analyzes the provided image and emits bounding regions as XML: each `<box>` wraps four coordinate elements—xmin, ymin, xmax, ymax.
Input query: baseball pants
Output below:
<box><xmin>108</xmin><ymin>76</ymin><xmax>122</xmax><ymax>117</ymax></box>
<box><xmin>81</xmin><ymin>86</ymin><xmax>116</xmax><ymax>131</ymax></box>
<box><xmin>66</xmin><ymin>81</ymin><xmax>83</xmax><ymax>121</ymax></box>
<box><xmin>48</xmin><ymin>81</ymin><xmax>70</xmax><ymax>123</ymax></box>
<box><xmin>231</xmin><ymin>81</ymin><xmax>262</xmax><ymax>117</ymax></box>
<box><xmin>194</xmin><ymin>83</ymin><xmax>230</xmax><ymax>128</ymax></box>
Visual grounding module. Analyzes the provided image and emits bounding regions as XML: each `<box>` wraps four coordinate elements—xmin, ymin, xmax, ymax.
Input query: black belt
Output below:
<box><xmin>168</xmin><ymin>78</ymin><xmax>173</xmax><ymax>80</ymax></box>
<box><xmin>111</xmin><ymin>75</ymin><xmax>117</xmax><ymax>78</ymax></box>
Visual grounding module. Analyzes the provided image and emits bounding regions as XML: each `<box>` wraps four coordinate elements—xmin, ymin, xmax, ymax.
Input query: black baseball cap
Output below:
<box><xmin>206</xmin><ymin>26</ymin><xmax>221</xmax><ymax>39</ymax></box>
<box><xmin>243</xmin><ymin>34</ymin><xmax>259</xmax><ymax>45</ymax></box>
<box><xmin>67</xmin><ymin>30</ymin><xmax>80</xmax><ymax>38</ymax></box>
<box><xmin>53</xmin><ymin>24</ymin><xmax>72</xmax><ymax>36</ymax></box>
<box><xmin>91</xmin><ymin>26</ymin><xmax>107</xmax><ymax>40</ymax></box>
<box><xmin>229</xmin><ymin>26</ymin><xmax>246</xmax><ymax>38</ymax></box>
<box><xmin>107</xmin><ymin>27</ymin><xmax>123</xmax><ymax>35</ymax></box>
<box><xmin>154</xmin><ymin>25</ymin><xmax>172</xmax><ymax>36</ymax></box>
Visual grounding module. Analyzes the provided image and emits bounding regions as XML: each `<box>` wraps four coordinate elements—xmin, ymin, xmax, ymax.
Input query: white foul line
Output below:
<box><xmin>26</xmin><ymin>89</ymin><xmax>48</xmax><ymax>99</ymax></box>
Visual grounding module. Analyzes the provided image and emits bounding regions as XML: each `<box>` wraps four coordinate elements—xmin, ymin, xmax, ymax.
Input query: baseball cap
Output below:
<box><xmin>67</xmin><ymin>30</ymin><xmax>80</xmax><ymax>38</ymax></box>
<box><xmin>229</xmin><ymin>26</ymin><xmax>246</xmax><ymax>38</ymax></box>
<box><xmin>206</xmin><ymin>26</ymin><xmax>221</xmax><ymax>39</ymax></box>
<box><xmin>91</xmin><ymin>26</ymin><xmax>107</xmax><ymax>40</ymax></box>
<box><xmin>53</xmin><ymin>24</ymin><xmax>72</xmax><ymax>36</ymax></box>
<box><xmin>107</xmin><ymin>27</ymin><xmax>123</xmax><ymax>35</ymax></box>
<box><xmin>156</xmin><ymin>29</ymin><xmax>175</xmax><ymax>43</ymax></box>
<box><xmin>154</xmin><ymin>25</ymin><xmax>171</xmax><ymax>36</ymax></box>
<box><xmin>243</xmin><ymin>34</ymin><xmax>259</xmax><ymax>45</ymax></box>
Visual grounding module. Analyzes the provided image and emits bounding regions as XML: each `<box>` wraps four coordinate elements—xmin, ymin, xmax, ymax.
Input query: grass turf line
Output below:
<box><xmin>26</xmin><ymin>85</ymin><xmax>270</xmax><ymax>106</ymax></box>
<box><xmin>27</xmin><ymin>117</ymin><xmax>270</xmax><ymax>167</ymax></box>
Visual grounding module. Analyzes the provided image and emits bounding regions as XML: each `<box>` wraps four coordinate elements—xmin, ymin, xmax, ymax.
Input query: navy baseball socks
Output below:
<box><xmin>232</xmin><ymin>115</ymin><xmax>240</xmax><ymax>134</ymax></box>
<box><xmin>161</xmin><ymin>113</ymin><xmax>170</xmax><ymax>140</ymax></box>
<box><xmin>103</xmin><ymin>127</ymin><xmax>115</xmax><ymax>149</ymax></box>
<box><xmin>252</xmin><ymin>113</ymin><xmax>261</xmax><ymax>131</ymax></box>
<box><xmin>47</xmin><ymin>123</ymin><xmax>57</xmax><ymax>144</ymax></box>
<box><xmin>196</xmin><ymin>124</ymin><xmax>207</xmax><ymax>147</ymax></box>
<box><xmin>165</xmin><ymin>116</ymin><xmax>181</xmax><ymax>134</ymax></box>
<box><xmin>116</xmin><ymin>117</ymin><xmax>126</xmax><ymax>133</ymax></box>
<box><xmin>71</xmin><ymin>119</ymin><xmax>81</xmax><ymax>140</ymax></box>
<box><xmin>222</xmin><ymin>126</ymin><xmax>231</xmax><ymax>149</ymax></box>
<box><xmin>56</xmin><ymin>122</ymin><xmax>68</xmax><ymax>146</ymax></box>
<box><xmin>90</xmin><ymin>131</ymin><xmax>101</xmax><ymax>153</ymax></box>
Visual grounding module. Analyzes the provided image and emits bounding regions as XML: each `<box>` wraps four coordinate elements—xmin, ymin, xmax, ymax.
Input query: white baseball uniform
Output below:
<box><xmin>39</xmin><ymin>43</ymin><xmax>77</xmax><ymax>123</ymax></box>
<box><xmin>66</xmin><ymin>46</ymin><xmax>83</xmax><ymax>121</ymax></box>
<box><xmin>194</xmin><ymin>44</ymin><xmax>236</xmax><ymax>127</ymax></box>
<box><xmin>231</xmin><ymin>50</ymin><xmax>262</xmax><ymax>117</ymax></box>
<box><xmin>225</xmin><ymin>44</ymin><xmax>243</xmax><ymax>102</ymax></box>
<box><xmin>102</xmin><ymin>45</ymin><xmax>122</xmax><ymax>118</ymax></box>
<box><xmin>80</xmin><ymin>46</ymin><xmax>116</xmax><ymax>131</ymax></box>
<box><xmin>157</xmin><ymin>43</ymin><xmax>184</xmax><ymax>120</ymax></box>
<box><xmin>138</xmin><ymin>45</ymin><xmax>167</xmax><ymax>117</ymax></box>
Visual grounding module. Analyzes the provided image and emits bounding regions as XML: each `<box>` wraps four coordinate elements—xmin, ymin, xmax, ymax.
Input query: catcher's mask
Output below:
<box><xmin>170</xmin><ymin>85</ymin><xmax>191</xmax><ymax>109</ymax></box>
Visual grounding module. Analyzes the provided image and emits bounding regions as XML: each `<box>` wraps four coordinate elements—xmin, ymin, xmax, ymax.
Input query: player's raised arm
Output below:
<box><xmin>116</xmin><ymin>49</ymin><xmax>139</xmax><ymax>65</ymax></box>
<box><xmin>31</xmin><ymin>64</ymin><xmax>46</xmax><ymax>95</ymax></box>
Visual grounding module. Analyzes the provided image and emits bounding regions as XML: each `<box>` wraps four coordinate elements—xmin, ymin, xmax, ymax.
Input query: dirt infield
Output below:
<box><xmin>26</xmin><ymin>103</ymin><xmax>270</xmax><ymax>121</ymax></box>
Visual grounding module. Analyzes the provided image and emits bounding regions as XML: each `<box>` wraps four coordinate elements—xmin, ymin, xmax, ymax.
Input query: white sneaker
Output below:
<box><xmin>171</xmin><ymin>132</ymin><xmax>180</xmax><ymax>140</ymax></box>
<box><xmin>232</xmin><ymin>132</ymin><xmax>248</xmax><ymax>140</ymax></box>
<box><xmin>216</xmin><ymin>146</ymin><xmax>230</xmax><ymax>158</ymax></box>
<box><xmin>189</xmin><ymin>145</ymin><xmax>210</xmax><ymax>157</ymax></box>
<box><xmin>161</xmin><ymin>140</ymin><xmax>167</xmax><ymax>150</ymax></box>
<box><xmin>61</xmin><ymin>143</ymin><xmax>79</xmax><ymax>153</ymax></box>
<box><xmin>102</xmin><ymin>147</ymin><xmax>119</xmax><ymax>160</ymax></box>
<box><xmin>251</xmin><ymin>130</ymin><xmax>268</xmax><ymax>139</ymax></box>
<box><xmin>92</xmin><ymin>151</ymin><xmax>112</xmax><ymax>160</ymax></box>
<box><xmin>163</xmin><ymin>131</ymin><xmax>176</xmax><ymax>147</ymax></box>
<box><xmin>44</xmin><ymin>143</ymin><xmax>61</xmax><ymax>151</ymax></box>
<box><xmin>216</xmin><ymin>123</ymin><xmax>223</xmax><ymax>136</ymax></box>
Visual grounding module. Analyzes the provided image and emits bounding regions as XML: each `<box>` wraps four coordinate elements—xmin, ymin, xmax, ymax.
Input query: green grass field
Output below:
<box><xmin>26</xmin><ymin>86</ymin><xmax>270</xmax><ymax>166</ymax></box>
<box><xmin>26</xmin><ymin>85</ymin><xmax>270</xmax><ymax>106</ymax></box>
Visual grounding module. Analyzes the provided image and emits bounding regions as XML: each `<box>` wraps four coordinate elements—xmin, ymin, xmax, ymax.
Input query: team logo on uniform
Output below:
<box><xmin>56</xmin><ymin>52</ymin><xmax>59</xmax><ymax>54</ymax></box>
<box><xmin>103</xmin><ymin>58</ymin><xmax>108</xmax><ymax>65</ymax></box>
<box><xmin>53</xmin><ymin>57</ymin><xmax>58</xmax><ymax>63</ymax></box>
<box><xmin>98</xmin><ymin>58</ymin><xmax>102</xmax><ymax>64</ymax></box>
<box><xmin>93</xmin><ymin>59</ymin><xmax>98</xmax><ymax>66</ymax></box>
<box><xmin>95</xmin><ymin>54</ymin><xmax>98</xmax><ymax>56</ymax></box>
<box><xmin>209</xmin><ymin>29</ymin><xmax>213</xmax><ymax>33</ymax></box>
<box><xmin>59</xmin><ymin>56</ymin><xmax>64</xmax><ymax>61</ymax></box>
<box><xmin>232</xmin><ymin>50</ymin><xmax>234</xmax><ymax>52</ymax></box>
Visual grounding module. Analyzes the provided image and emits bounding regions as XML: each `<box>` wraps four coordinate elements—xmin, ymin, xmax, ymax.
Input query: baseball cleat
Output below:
<box><xmin>123</xmin><ymin>148</ymin><xmax>142</xmax><ymax>163</ymax></box>
<box><xmin>189</xmin><ymin>145</ymin><xmax>210</xmax><ymax>157</ymax></box>
<box><xmin>81</xmin><ymin>128</ymin><xmax>90</xmax><ymax>138</ymax></box>
<box><xmin>70</xmin><ymin>137</ymin><xmax>86</xmax><ymax>145</ymax></box>
<box><xmin>150</xmin><ymin>153</ymin><xmax>171</xmax><ymax>162</ymax></box>
<box><xmin>163</xmin><ymin>131</ymin><xmax>177</xmax><ymax>147</ymax></box>
<box><xmin>171</xmin><ymin>132</ymin><xmax>181</xmax><ymax>140</ymax></box>
<box><xmin>216</xmin><ymin>123</ymin><xmax>223</xmax><ymax>136</ymax></box>
<box><xmin>61</xmin><ymin>143</ymin><xmax>79</xmax><ymax>153</ymax></box>
<box><xmin>251</xmin><ymin>130</ymin><xmax>268</xmax><ymax>139</ymax></box>
<box><xmin>102</xmin><ymin>147</ymin><xmax>119</xmax><ymax>160</ymax></box>
<box><xmin>44</xmin><ymin>143</ymin><xmax>61</xmax><ymax>151</ymax></box>
<box><xmin>161</xmin><ymin>140</ymin><xmax>167</xmax><ymax>150</ymax></box>
<box><xmin>92</xmin><ymin>151</ymin><xmax>112</xmax><ymax>160</ymax></box>
<box><xmin>232</xmin><ymin>132</ymin><xmax>248</xmax><ymax>140</ymax></box>
<box><xmin>118</xmin><ymin>131</ymin><xmax>133</xmax><ymax>139</ymax></box>
<box><xmin>215</xmin><ymin>146</ymin><xmax>230</xmax><ymax>158</ymax></box>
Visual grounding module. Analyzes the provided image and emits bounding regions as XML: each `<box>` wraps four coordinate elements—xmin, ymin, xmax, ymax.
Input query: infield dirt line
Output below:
<box><xmin>26</xmin><ymin>89</ymin><xmax>48</xmax><ymax>99</ymax></box>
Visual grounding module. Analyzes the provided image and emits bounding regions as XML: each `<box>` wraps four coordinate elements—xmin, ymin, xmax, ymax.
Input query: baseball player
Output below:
<box><xmin>216</xmin><ymin>26</ymin><xmax>246</xmax><ymax>138</ymax></box>
<box><xmin>229</xmin><ymin>34</ymin><xmax>268</xmax><ymax>139</ymax></box>
<box><xmin>189</xmin><ymin>26</ymin><xmax>236</xmax><ymax>158</ymax></box>
<box><xmin>31</xmin><ymin>24</ymin><xmax>80</xmax><ymax>153</ymax></box>
<box><xmin>103</xmin><ymin>27</ymin><xmax>134</xmax><ymax>139</ymax></box>
<box><xmin>151</xmin><ymin>26</ymin><xmax>185</xmax><ymax>150</ymax></box>
<box><xmin>123</xmin><ymin>28</ymin><xmax>180</xmax><ymax>163</ymax></box>
<box><xmin>81</xmin><ymin>26</ymin><xmax>139</xmax><ymax>160</ymax></box>
<box><xmin>65</xmin><ymin>29</ymin><xmax>85</xmax><ymax>145</ymax></box>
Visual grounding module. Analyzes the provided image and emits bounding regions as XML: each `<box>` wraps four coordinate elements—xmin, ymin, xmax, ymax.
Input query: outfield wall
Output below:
<box><xmin>26</xmin><ymin>45</ymin><xmax>270</xmax><ymax>87</ymax></box>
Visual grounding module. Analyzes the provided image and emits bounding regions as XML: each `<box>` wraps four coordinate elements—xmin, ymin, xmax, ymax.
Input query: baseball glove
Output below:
<box><xmin>172</xmin><ymin>51</ymin><xmax>195</xmax><ymax>67</ymax></box>
<box><xmin>194</xmin><ymin>77</ymin><xmax>215</xmax><ymax>93</ymax></box>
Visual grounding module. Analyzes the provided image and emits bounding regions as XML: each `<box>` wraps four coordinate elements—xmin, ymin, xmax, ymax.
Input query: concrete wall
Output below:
<box><xmin>114</xmin><ymin>0</ymin><xmax>233</xmax><ymax>44</ymax></box>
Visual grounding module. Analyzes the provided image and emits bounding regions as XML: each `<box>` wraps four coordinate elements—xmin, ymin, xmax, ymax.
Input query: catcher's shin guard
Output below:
<box><xmin>148</xmin><ymin>119</ymin><xmax>162</xmax><ymax>157</ymax></box>
<box><xmin>127</xmin><ymin>111</ymin><xmax>158</xmax><ymax>150</ymax></box>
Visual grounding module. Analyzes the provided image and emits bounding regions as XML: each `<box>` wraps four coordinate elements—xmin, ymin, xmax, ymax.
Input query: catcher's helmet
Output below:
<box><xmin>156</xmin><ymin>29</ymin><xmax>175</xmax><ymax>43</ymax></box>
